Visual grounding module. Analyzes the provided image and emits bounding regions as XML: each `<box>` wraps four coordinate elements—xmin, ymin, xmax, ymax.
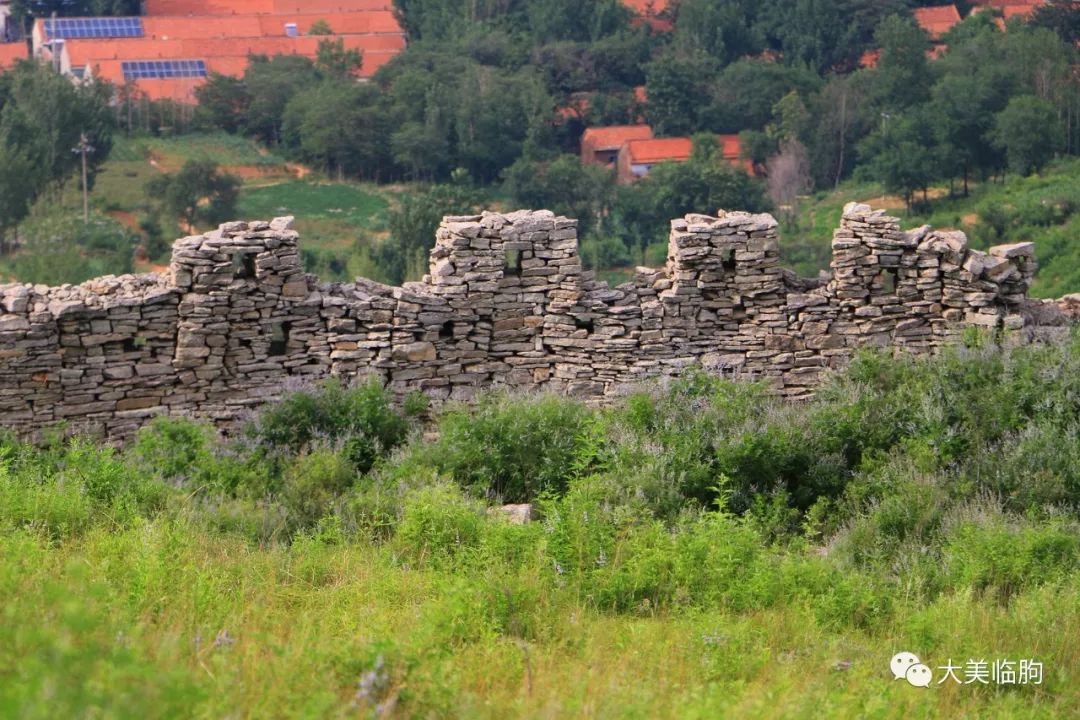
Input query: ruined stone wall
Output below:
<box><xmin>0</xmin><ymin>203</ymin><xmax>1065</xmax><ymax>440</ymax></box>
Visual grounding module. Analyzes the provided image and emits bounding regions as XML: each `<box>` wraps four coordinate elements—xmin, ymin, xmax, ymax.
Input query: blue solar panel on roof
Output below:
<box><xmin>45</xmin><ymin>17</ymin><xmax>144</xmax><ymax>39</ymax></box>
<box><xmin>121</xmin><ymin>60</ymin><xmax>208</xmax><ymax>81</ymax></box>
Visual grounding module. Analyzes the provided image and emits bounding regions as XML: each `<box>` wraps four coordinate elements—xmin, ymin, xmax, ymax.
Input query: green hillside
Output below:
<box><xmin>782</xmin><ymin>160</ymin><xmax>1080</xmax><ymax>298</ymax></box>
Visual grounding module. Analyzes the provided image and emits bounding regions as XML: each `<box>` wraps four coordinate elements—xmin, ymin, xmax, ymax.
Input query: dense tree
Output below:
<box><xmin>991</xmin><ymin>95</ymin><xmax>1065</xmax><ymax>176</ymax></box>
<box><xmin>1030</xmin><ymin>1</ymin><xmax>1080</xmax><ymax>44</ymax></box>
<box><xmin>0</xmin><ymin>147</ymin><xmax>36</xmax><ymax>253</ymax></box>
<box><xmin>194</xmin><ymin>74</ymin><xmax>251</xmax><ymax>135</ymax></box>
<box><xmin>282</xmin><ymin>80</ymin><xmax>389</xmax><ymax>180</ymax></box>
<box><xmin>242</xmin><ymin>55</ymin><xmax>322</xmax><ymax>145</ymax></box>
<box><xmin>872</xmin><ymin>14</ymin><xmax>933</xmax><ymax>111</ymax></box>
<box><xmin>857</xmin><ymin>108</ymin><xmax>937</xmax><ymax>209</ymax></box>
<box><xmin>0</xmin><ymin>62</ymin><xmax>113</xmax><ymax>248</ymax></box>
<box><xmin>756</xmin><ymin>0</ymin><xmax>906</xmax><ymax>73</ymax></box>
<box><xmin>502</xmin><ymin>154</ymin><xmax>615</xmax><ymax>234</ymax></box>
<box><xmin>705</xmin><ymin>60</ymin><xmax>820</xmax><ymax>133</ymax></box>
<box><xmin>315</xmin><ymin>38</ymin><xmax>363</xmax><ymax>78</ymax></box>
<box><xmin>173</xmin><ymin>0</ymin><xmax>1080</xmax><ymax>203</ymax></box>
<box><xmin>644</xmin><ymin>51</ymin><xmax>718</xmax><ymax>136</ymax></box>
<box><xmin>672</xmin><ymin>0</ymin><xmax>764</xmax><ymax>66</ymax></box>
<box><xmin>392</xmin><ymin>0</ymin><xmax>630</xmax><ymax>44</ymax></box>
<box><xmin>146</xmin><ymin>160</ymin><xmax>240</xmax><ymax>231</ymax></box>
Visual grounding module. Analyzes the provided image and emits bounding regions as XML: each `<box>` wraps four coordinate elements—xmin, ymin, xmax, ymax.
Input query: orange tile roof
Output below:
<box><xmin>969</xmin><ymin>0</ymin><xmax>1043</xmax><ymax>7</ymax></box>
<box><xmin>66</xmin><ymin>34</ymin><xmax>404</xmax><ymax>67</ymax></box>
<box><xmin>625</xmin><ymin>137</ymin><xmax>693</xmax><ymax>164</ymax></box>
<box><xmin>1002</xmin><ymin>4</ymin><xmax>1040</xmax><ymax>18</ymax></box>
<box><xmin>0</xmin><ymin>42</ymin><xmax>28</xmax><ymax>70</ymax></box>
<box><xmin>718</xmin><ymin>134</ymin><xmax>740</xmax><ymax>159</ymax></box>
<box><xmin>145</xmin><ymin>0</ymin><xmax>393</xmax><ymax>15</ymax></box>
<box><xmin>582</xmin><ymin>125</ymin><xmax>653</xmax><ymax>151</ymax></box>
<box><xmin>913</xmin><ymin>5</ymin><xmax>962</xmax><ymax>40</ymax></box>
<box><xmin>625</xmin><ymin>134</ymin><xmax>742</xmax><ymax>164</ymax></box>
<box><xmin>621</xmin><ymin>0</ymin><xmax>667</xmax><ymax>14</ymax></box>
<box><xmin>124</xmin><ymin>11</ymin><xmax>401</xmax><ymax>39</ymax></box>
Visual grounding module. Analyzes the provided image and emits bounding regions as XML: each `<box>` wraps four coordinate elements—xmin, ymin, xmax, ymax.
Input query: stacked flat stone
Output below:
<box><xmin>0</xmin><ymin>205</ymin><xmax>1070</xmax><ymax>442</ymax></box>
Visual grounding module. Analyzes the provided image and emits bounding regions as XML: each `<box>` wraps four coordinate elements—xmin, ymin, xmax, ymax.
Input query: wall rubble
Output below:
<box><xmin>0</xmin><ymin>203</ymin><xmax>1069</xmax><ymax>440</ymax></box>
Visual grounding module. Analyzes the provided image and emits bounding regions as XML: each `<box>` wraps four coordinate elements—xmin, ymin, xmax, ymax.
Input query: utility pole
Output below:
<box><xmin>880</xmin><ymin>112</ymin><xmax>891</xmax><ymax>206</ymax></box>
<box><xmin>72</xmin><ymin>132</ymin><xmax>94</xmax><ymax>224</ymax></box>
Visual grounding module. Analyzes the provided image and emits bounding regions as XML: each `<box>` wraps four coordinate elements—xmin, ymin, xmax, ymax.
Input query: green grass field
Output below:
<box><xmin>236</xmin><ymin>180</ymin><xmax>392</xmax><ymax>251</ymax></box>
<box><xmin>4</xmin><ymin>341</ymin><xmax>1080</xmax><ymax>717</ymax></box>
<box><xmin>111</xmin><ymin>132</ymin><xmax>288</xmax><ymax>169</ymax></box>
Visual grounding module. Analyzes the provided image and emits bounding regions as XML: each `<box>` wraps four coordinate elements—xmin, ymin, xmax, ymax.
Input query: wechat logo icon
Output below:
<box><xmin>891</xmin><ymin>651</ymin><xmax>932</xmax><ymax>688</ymax></box>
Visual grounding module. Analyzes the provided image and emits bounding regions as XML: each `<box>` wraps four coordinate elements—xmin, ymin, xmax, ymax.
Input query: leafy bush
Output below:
<box><xmin>245</xmin><ymin>378</ymin><xmax>418</xmax><ymax>472</ymax></box>
<box><xmin>394</xmin><ymin>483</ymin><xmax>485</xmax><ymax>564</ymax></box>
<box><xmin>942</xmin><ymin>517</ymin><xmax>1080</xmax><ymax>601</ymax></box>
<box><xmin>129</xmin><ymin>417</ymin><xmax>216</xmax><ymax>484</ymax></box>
<box><xmin>280</xmin><ymin>448</ymin><xmax>358</xmax><ymax>530</ymax></box>
<box><xmin>423</xmin><ymin>393</ymin><xmax>595</xmax><ymax>502</ymax></box>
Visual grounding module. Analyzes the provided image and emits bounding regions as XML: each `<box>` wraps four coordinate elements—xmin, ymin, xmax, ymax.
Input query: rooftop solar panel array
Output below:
<box><xmin>45</xmin><ymin>17</ymin><xmax>145</xmax><ymax>39</ymax></box>
<box><xmin>121</xmin><ymin>60</ymin><xmax>207</xmax><ymax>80</ymax></box>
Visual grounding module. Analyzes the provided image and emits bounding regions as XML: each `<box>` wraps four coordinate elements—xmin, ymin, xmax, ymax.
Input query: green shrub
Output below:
<box><xmin>280</xmin><ymin>448</ymin><xmax>358</xmax><ymax>531</ymax></box>
<box><xmin>128</xmin><ymin>417</ymin><xmax>216</xmax><ymax>484</ymax></box>
<box><xmin>245</xmin><ymin>378</ymin><xmax>417</xmax><ymax>472</ymax></box>
<box><xmin>942</xmin><ymin>517</ymin><xmax>1080</xmax><ymax>601</ymax></box>
<box><xmin>0</xmin><ymin>440</ymin><xmax>169</xmax><ymax>536</ymax></box>
<box><xmin>394</xmin><ymin>484</ymin><xmax>485</xmax><ymax>564</ymax></box>
<box><xmin>425</xmin><ymin>393</ymin><xmax>596</xmax><ymax>502</ymax></box>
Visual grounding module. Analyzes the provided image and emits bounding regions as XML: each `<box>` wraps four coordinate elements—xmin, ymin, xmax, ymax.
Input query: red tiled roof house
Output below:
<box><xmin>615</xmin><ymin>134</ymin><xmax>748</xmax><ymax>184</ymax></box>
<box><xmin>580</xmin><ymin>124</ymin><xmax>653</xmax><ymax>167</ymax></box>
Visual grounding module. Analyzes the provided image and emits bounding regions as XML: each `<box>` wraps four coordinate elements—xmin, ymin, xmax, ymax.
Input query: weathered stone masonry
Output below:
<box><xmin>0</xmin><ymin>203</ymin><xmax>1070</xmax><ymax>440</ymax></box>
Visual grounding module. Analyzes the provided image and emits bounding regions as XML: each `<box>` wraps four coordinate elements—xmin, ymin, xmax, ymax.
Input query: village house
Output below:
<box><xmin>614</xmin><ymin>134</ymin><xmax>749</xmax><ymax>184</ymax></box>
<box><xmin>580</xmin><ymin>125</ymin><xmax>654</xmax><ymax>167</ymax></box>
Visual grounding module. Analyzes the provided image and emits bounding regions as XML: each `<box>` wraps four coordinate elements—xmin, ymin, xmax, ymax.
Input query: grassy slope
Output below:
<box><xmin>782</xmin><ymin>161</ymin><xmax>1080</xmax><ymax>297</ymax></box>
<box><xmin>235</xmin><ymin>180</ymin><xmax>392</xmax><ymax>252</ymax></box>
<box><xmin>2</xmin><ymin>523</ymin><xmax>1075</xmax><ymax>719</ymax></box>
<box><xmin>1</xmin><ymin>133</ymin><xmax>402</xmax><ymax>283</ymax></box>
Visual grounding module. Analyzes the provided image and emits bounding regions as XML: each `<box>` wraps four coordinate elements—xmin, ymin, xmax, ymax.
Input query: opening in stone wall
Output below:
<box><xmin>574</xmin><ymin>315</ymin><xmax>595</xmax><ymax>334</ymax></box>
<box><xmin>268</xmin><ymin>321</ymin><xmax>291</xmax><ymax>356</ymax></box>
<box><xmin>880</xmin><ymin>268</ymin><xmax>898</xmax><ymax>294</ymax></box>
<box><xmin>721</xmin><ymin>247</ymin><xmax>737</xmax><ymax>272</ymax></box>
<box><xmin>439</xmin><ymin>320</ymin><xmax>454</xmax><ymax>340</ymax></box>
<box><xmin>505</xmin><ymin>248</ymin><xmax>523</xmax><ymax>276</ymax></box>
<box><xmin>122</xmin><ymin>336</ymin><xmax>147</xmax><ymax>352</ymax></box>
<box><xmin>232</xmin><ymin>252</ymin><xmax>257</xmax><ymax>279</ymax></box>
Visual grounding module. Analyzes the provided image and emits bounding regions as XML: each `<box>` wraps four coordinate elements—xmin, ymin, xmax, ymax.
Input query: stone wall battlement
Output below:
<box><xmin>0</xmin><ymin>203</ymin><xmax>1067</xmax><ymax>440</ymax></box>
